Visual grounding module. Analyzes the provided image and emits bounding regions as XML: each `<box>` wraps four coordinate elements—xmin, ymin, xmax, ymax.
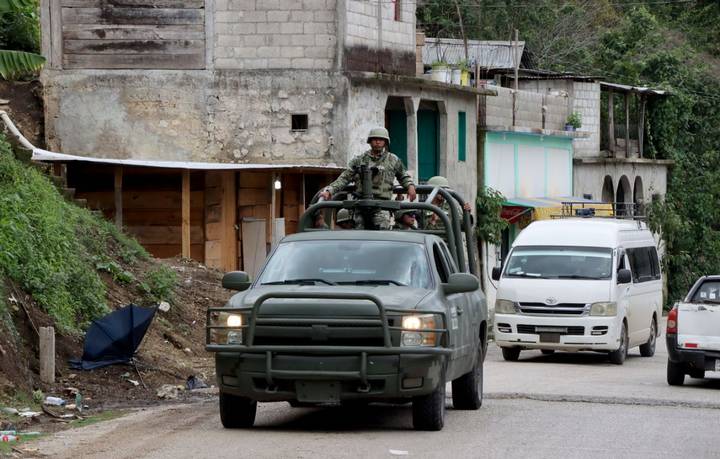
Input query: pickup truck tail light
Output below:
<box><xmin>666</xmin><ymin>306</ymin><xmax>678</xmax><ymax>334</ymax></box>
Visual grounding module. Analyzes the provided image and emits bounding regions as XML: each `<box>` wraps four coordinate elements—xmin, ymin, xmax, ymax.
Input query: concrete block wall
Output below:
<box><xmin>514</xmin><ymin>90</ymin><xmax>543</xmax><ymax>129</ymax></box>
<box><xmin>571</xmin><ymin>81</ymin><xmax>601</xmax><ymax>157</ymax></box>
<box><xmin>482</xmin><ymin>86</ymin><xmax>514</xmax><ymax>128</ymax></box>
<box><xmin>214</xmin><ymin>0</ymin><xmax>337</xmax><ymax>70</ymax></box>
<box><xmin>573</xmin><ymin>162</ymin><xmax>668</xmax><ymax>204</ymax></box>
<box><xmin>345</xmin><ymin>0</ymin><xmax>415</xmax><ymax>52</ymax></box>
<box><xmin>544</xmin><ymin>93</ymin><xmax>570</xmax><ymax>131</ymax></box>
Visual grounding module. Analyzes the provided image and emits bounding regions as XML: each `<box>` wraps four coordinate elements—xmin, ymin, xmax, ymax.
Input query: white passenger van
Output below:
<box><xmin>492</xmin><ymin>218</ymin><xmax>663</xmax><ymax>364</ymax></box>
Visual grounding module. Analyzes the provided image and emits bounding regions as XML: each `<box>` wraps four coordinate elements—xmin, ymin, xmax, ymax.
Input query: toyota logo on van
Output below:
<box><xmin>545</xmin><ymin>297</ymin><xmax>558</xmax><ymax>305</ymax></box>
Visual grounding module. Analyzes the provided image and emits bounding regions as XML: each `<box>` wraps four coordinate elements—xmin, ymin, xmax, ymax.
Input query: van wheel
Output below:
<box><xmin>541</xmin><ymin>349</ymin><xmax>555</xmax><ymax>355</ymax></box>
<box><xmin>501</xmin><ymin>347</ymin><xmax>521</xmax><ymax>361</ymax></box>
<box><xmin>667</xmin><ymin>360</ymin><xmax>685</xmax><ymax>386</ymax></box>
<box><xmin>452</xmin><ymin>346</ymin><xmax>483</xmax><ymax>410</ymax></box>
<box><xmin>639</xmin><ymin>318</ymin><xmax>657</xmax><ymax>357</ymax></box>
<box><xmin>219</xmin><ymin>392</ymin><xmax>257</xmax><ymax>428</ymax></box>
<box><xmin>608</xmin><ymin>323</ymin><xmax>628</xmax><ymax>365</ymax></box>
<box><xmin>412</xmin><ymin>379</ymin><xmax>446</xmax><ymax>431</ymax></box>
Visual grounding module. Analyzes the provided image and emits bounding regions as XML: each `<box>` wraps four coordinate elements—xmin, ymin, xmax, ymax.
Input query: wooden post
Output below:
<box><xmin>181</xmin><ymin>170</ymin><xmax>191</xmax><ymax>259</ymax></box>
<box><xmin>39</xmin><ymin>326</ymin><xmax>55</xmax><ymax>384</ymax></box>
<box><xmin>638</xmin><ymin>95</ymin><xmax>646</xmax><ymax>158</ymax></box>
<box><xmin>624</xmin><ymin>92</ymin><xmax>630</xmax><ymax>158</ymax></box>
<box><xmin>114</xmin><ymin>166</ymin><xmax>123</xmax><ymax>229</ymax></box>
<box><xmin>221</xmin><ymin>171</ymin><xmax>237</xmax><ymax>271</ymax></box>
<box><xmin>607</xmin><ymin>91</ymin><xmax>615</xmax><ymax>156</ymax></box>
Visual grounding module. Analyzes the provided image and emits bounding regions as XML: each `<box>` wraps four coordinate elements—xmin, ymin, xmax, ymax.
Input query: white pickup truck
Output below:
<box><xmin>666</xmin><ymin>275</ymin><xmax>720</xmax><ymax>385</ymax></box>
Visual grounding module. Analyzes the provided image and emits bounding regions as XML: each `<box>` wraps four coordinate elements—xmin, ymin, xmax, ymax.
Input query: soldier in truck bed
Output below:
<box><xmin>319</xmin><ymin>127</ymin><xmax>416</xmax><ymax>230</ymax></box>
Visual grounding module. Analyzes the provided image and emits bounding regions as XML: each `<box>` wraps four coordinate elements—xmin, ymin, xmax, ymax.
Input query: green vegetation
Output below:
<box><xmin>0</xmin><ymin>0</ymin><xmax>45</xmax><ymax>80</ymax></box>
<box><xmin>140</xmin><ymin>265</ymin><xmax>178</xmax><ymax>305</ymax></box>
<box><xmin>0</xmin><ymin>134</ymin><xmax>147</xmax><ymax>332</ymax></box>
<box><xmin>475</xmin><ymin>186</ymin><xmax>507</xmax><ymax>246</ymax></box>
<box><xmin>420</xmin><ymin>1</ymin><xmax>720</xmax><ymax>306</ymax></box>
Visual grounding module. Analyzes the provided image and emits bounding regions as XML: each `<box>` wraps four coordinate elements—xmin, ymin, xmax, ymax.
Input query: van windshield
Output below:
<box><xmin>504</xmin><ymin>246</ymin><xmax>613</xmax><ymax>280</ymax></box>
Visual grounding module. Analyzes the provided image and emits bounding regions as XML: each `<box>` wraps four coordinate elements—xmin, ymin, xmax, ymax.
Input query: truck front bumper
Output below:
<box><xmin>211</xmin><ymin>346</ymin><xmax>450</xmax><ymax>402</ymax></box>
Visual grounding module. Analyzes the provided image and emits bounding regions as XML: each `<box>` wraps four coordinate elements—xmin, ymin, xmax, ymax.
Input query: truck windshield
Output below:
<box><xmin>691</xmin><ymin>281</ymin><xmax>720</xmax><ymax>303</ymax></box>
<box><xmin>257</xmin><ymin>240</ymin><xmax>433</xmax><ymax>289</ymax></box>
<box><xmin>504</xmin><ymin>246</ymin><xmax>613</xmax><ymax>280</ymax></box>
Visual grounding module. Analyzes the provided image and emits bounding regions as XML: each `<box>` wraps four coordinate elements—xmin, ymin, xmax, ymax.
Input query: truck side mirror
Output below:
<box><xmin>617</xmin><ymin>268</ymin><xmax>632</xmax><ymax>285</ymax></box>
<box><xmin>443</xmin><ymin>273</ymin><xmax>479</xmax><ymax>295</ymax></box>
<box><xmin>491</xmin><ymin>267</ymin><xmax>502</xmax><ymax>281</ymax></box>
<box><xmin>222</xmin><ymin>271</ymin><xmax>251</xmax><ymax>291</ymax></box>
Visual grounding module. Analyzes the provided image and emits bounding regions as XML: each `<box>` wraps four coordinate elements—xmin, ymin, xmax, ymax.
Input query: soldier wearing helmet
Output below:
<box><xmin>335</xmin><ymin>208</ymin><xmax>355</xmax><ymax>230</ymax></box>
<box><xmin>393</xmin><ymin>209</ymin><xmax>418</xmax><ymax>230</ymax></box>
<box><xmin>424</xmin><ymin>175</ymin><xmax>473</xmax><ymax>231</ymax></box>
<box><xmin>320</xmin><ymin>127</ymin><xmax>416</xmax><ymax>229</ymax></box>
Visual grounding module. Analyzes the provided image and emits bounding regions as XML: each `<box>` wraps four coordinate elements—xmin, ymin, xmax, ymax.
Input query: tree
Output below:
<box><xmin>0</xmin><ymin>0</ymin><xmax>45</xmax><ymax>80</ymax></box>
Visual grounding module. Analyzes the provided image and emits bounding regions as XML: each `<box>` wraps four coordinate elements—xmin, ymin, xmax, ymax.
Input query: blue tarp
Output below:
<box><xmin>70</xmin><ymin>304</ymin><xmax>157</xmax><ymax>370</ymax></box>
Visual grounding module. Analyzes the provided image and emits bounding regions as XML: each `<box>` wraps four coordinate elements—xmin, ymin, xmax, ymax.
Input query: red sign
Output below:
<box><xmin>500</xmin><ymin>206</ymin><xmax>528</xmax><ymax>223</ymax></box>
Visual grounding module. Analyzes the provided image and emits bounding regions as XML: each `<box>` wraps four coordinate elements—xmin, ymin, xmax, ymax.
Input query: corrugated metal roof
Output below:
<box><xmin>600</xmin><ymin>81</ymin><xmax>668</xmax><ymax>96</ymax></box>
<box><xmin>31</xmin><ymin>149</ymin><xmax>344</xmax><ymax>171</ymax></box>
<box><xmin>422</xmin><ymin>38</ymin><xmax>524</xmax><ymax>69</ymax></box>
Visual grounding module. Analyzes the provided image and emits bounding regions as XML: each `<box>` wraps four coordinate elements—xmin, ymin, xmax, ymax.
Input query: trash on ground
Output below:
<box><xmin>69</xmin><ymin>304</ymin><xmax>157</xmax><ymax>370</ymax></box>
<box><xmin>1</xmin><ymin>407</ymin><xmax>19</xmax><ymax>415</ymax></box>
<box><xmin>66</xmin><ymin>404</ymin><xmax>76</xmax><ymax>410</ymax></box>
<box><xmin>120</xmin><ymin>372</ymin><xmax>130</xmax><ymax>379</ymax></box>
<box><xmin>44</xmin><ymin>396</ymin><xmax>66</xmax><ymax>406</ymax></box>
<box><xmin>156</xmin><ymin>384</ymin><xmax>183</xmax><ymax>400</ymax></box>
<box><xmin>64</xmin><ymin>387</ymin><xmax>80</xmax><ymax>396</ymax></box>
<box><xmin>186</xmin><ymin>375</ymin><xmax>208</xmax><ymax>390</ymax></box>
<box><xmin>17</xmin><ymin>410</ymin><xmax>41</xmax><ymax>419</ymax></box>
<box><xmin>158</xmin><ymin>301</ymin><xmax>171</xmax><ymax>312</ymax></box>
<box><xmin>1</xmin><ymin>433</ymin><xmax>17</xmax><ymax>442</ymax></box>
<box><xmin>128</xmin><ymin>379</ymin><xmax>140</xmax><ymax>386</ymax></box>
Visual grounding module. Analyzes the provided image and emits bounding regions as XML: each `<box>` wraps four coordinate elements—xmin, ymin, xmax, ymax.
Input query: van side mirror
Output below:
<box><xmin>491</xmin><ymin>267</ymin><xmax>502</xmax><ymax>281</ymax></box>
<box><xmin>222</xmin><ymin>271</ymin><xmax>251</xmax><ymax>291</ymax></box>
<box><xmin>617</xmin><ymin>269</ymin><xmax>632</xmax><ymax>284</ymax></box>
<box><xmin>443</xmin><ymin>273</ymin><xmax>479</xmax><ymax>295</ymax></box>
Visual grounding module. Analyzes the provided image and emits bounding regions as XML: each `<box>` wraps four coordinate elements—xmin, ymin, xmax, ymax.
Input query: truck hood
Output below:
<box><xmin>226</xmin><ymin>285</ymin><xmax>433</xmax><ymax>316</ymax></box>
<box><xmin>497</xmin><ymin>278</ymin><xmax>610</xmax><ymax>304</ymax></box>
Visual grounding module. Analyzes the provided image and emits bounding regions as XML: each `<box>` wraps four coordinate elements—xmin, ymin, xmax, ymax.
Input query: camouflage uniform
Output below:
<box><xmin>393</xmin><ymin>209</ymin><xmax>417</xmax><ymax>231</ymax></box>
<box><xmin>325</xmin><ymin>149</ymin><xmax>414</xmax><ymax>230</ymax></box>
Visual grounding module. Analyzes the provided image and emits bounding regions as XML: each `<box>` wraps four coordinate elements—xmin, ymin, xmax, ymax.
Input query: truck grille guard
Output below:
<box><xmin>206</xmin><ymin>291</ymin><xmax>451</xmax><ymax>391</ymax></box>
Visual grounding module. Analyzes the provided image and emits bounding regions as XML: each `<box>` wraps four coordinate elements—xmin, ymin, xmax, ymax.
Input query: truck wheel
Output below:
<box><xmin>412</xmin><ymin>379</ymin><xmax>446</xmax><ymax>431</ymax></box>
<box><xmin>219</xmin><ymin>392</ymin><xmax>257</xmax><ymax>428</ymax></box>
<box><xmin>639</xmin><ymin>318</ymin><xmax>657</xmax><ymax>357</ymax></box>
<box><xmin>452</xmin><ymin>347</ymin><xmax>483</xmax><ymax>410</ymax></box>
<box><xmin>501</xmin><ymin>347</ymin><xmax>521</xmax><ymax>361</ymax></box>
<box><xmin>608</xmin><ymin>323</ymin><xmax>628</xmax><ymax>365</ymax></box>
<box><xmin>541</xmin><ymin>349</ymin><xmax>555</xmax><ymax>355</ymax></box>
<box><xmin>666</xmin><ymin>360</ymin><xmax>685</xmax><ymax>386</ymax></box>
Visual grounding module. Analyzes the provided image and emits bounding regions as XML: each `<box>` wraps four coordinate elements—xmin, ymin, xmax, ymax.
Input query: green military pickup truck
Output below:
<box><xmin>206</xmin><ymin>184</ymin><xmax>488</xmax><ymax>431</ymax></box>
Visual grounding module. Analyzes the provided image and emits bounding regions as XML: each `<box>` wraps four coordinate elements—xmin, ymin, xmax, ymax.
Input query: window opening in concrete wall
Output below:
<box><xmin>291</xmin><ymin>114</ymin><xmax>308</xmax><ymax>132</ymax></box>
<box><xmin>633</xmin><ymin>176</ymin><xmax>644</xmax><ymax>215</ymax></box>
<box><xmin>393</xmin><ymin>0</ymin><xmax>401</xmax><ymax>21</ymax></box>
<box><xmin>458</xmin><ymin>111</ymin><xmax>466</xmax><ymax>162</ymax></box>
<box><xmin>616</xmin><ymin>175</ymin><xmax>631</xmax><ymax>216</ymax></box>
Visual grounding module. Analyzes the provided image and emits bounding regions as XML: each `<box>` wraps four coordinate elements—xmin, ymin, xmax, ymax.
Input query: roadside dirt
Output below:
<box><xmin>0</xmin><ymin>79</ymin><xmax>44</xmax><ymax>149</ymax></box>
<box><xmin>0</xmin><ymin>253</ymin><xmax>232</xmax><ymax>436</ymax></box>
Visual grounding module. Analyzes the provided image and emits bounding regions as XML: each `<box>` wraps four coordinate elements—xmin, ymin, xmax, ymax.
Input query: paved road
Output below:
<box><xmin>33</xmin><ymin>320</ymin><xmax>720</xmax><ymax>459</ymax></box>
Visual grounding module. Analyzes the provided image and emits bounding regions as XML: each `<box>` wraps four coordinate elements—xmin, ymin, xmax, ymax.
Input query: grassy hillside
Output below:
<box><xmin>0</xmin><ymin>133</ymin><xmax>148</xmax><ymax>333</ymax></box>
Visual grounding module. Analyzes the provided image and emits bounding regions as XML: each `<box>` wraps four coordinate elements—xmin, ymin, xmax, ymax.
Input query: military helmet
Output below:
<box><xmin>366</xmin><ymin>126</ymin><xmax>390</xmax><ymax>145</ymax></box>
<box><xmin>336</xmin><ymin>208</ymin><xmax>353</xmax><ymax>224</ymax></box>
<box><xmin>395</xmin><ymin>209</ymin><xmax>417</xmax><ymax>219</ymax></box>
<box><xmin>427</xmin><ymin>175</ymin><xmax>450</xmax><ymax>188</ymax></box>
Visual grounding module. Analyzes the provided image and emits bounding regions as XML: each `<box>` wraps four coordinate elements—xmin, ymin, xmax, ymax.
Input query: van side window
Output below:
<box><xmin>617</xmin><ymin>252</ymin><xmax>627</xmax><ymax>271</ymax></box>
<box><xmin>627</xmin><ymin>247</ymin><xmax>654</xmax><ymax>283</ymax></box>
<box><xmin>433</xmin><ymin>245</ymin><xmax>450</xmax><ymax>283</ymax></box>
<box><xmin>649</xmin><ymin>248</ymin><xmax>661</xmax><ymax>280</ymax></box>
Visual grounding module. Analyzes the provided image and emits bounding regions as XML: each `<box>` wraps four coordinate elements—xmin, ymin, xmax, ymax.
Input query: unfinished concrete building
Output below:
<box><xmin>39</xmin><ymin>0</ymin><xmax>490</xmax><ymax>273</ymax></box>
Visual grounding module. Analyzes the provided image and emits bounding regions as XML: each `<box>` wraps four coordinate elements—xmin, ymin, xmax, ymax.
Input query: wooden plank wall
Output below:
<box><xmin>59</xmin><ymin>0</ymin><xmax>205</xmax><ymax>69</ymax></box>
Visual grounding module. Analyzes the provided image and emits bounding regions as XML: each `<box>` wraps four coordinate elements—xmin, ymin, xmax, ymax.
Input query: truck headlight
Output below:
<box><xmin>589</xmin><ymin>302</ymin><xmax>617</xmax><ymax>316</ymax></box>
<box><xmin>401</xmin><ymin>314</ymin><xmax>439</xmax><ymax>347</ymax></box>
<box><xmin>495</xmin><ymin>299</ymin><xmax>518</xmax><ymax>314</ymax></box>
<box><xmin>208</xmin><ymin>311</ymin><xmax>246</xmax><ymax>345</ymax></box>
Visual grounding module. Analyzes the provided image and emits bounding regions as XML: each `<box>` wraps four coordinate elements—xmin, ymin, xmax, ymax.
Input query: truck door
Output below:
<box><xmin>433</xmin><ymin>243</ymin><xmax>472</xmax><ymax>366</ymax></box>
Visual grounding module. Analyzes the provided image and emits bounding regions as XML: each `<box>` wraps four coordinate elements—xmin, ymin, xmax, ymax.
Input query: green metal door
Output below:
<box><xmin>418</xmin><ymin>109</ymin><xmax>439</xmax><ymax>181</ymax></box>
<box><xmin>386</xmin><ymin>110</ymin><xmax>408</xmax><ymax>167</ymax></box>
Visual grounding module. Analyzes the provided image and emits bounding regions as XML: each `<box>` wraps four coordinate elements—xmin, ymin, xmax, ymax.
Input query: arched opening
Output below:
<box><xmin>616</xmin><ymin>175</ymin><xmax>631</xmax><ymax>216</ymax></box>
<box><xmin>633</xmin><ymin>176</ymin><xmax>644</xmax><ymax>216</ymax></box>
<box><xmin>601</xmin><ymin>175</ymin><xmax>614</xmax><ymax>203</ymax></box>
